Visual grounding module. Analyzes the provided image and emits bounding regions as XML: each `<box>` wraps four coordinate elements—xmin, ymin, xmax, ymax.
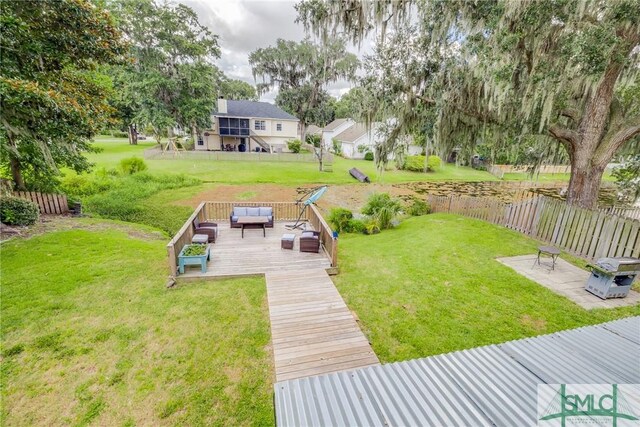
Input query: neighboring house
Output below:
<box><xmin>321</xmin><ymin>118</ymin><xmax>355</xmax><ymax>151</ymax></box>
<box><xmin>324</xmin><ymin>118</ymin><xmax>421</xmax><ymax>160</ymax></box>
<box><xmin>333</xmin><ymin>122</ymin><xmax>383</xmax><ymax>159</ymax></box>
<box><xmin>199</xmin><ymin>98</ymin><xmax>300</xmax><ymax>153</ymax></box>
<box><xmin>305</xmin><ymin>125</ymin><xmax>322</xmax><ymax>138</ymax></box>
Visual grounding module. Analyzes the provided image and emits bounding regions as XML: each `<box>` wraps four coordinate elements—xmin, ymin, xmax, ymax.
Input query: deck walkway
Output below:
<box><xmin>266</xmin><ymin>268</ymin><xmax>379</xmax><ymax>382</ymax></box>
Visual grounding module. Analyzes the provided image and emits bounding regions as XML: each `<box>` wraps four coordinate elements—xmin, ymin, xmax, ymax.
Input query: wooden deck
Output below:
<box><xmin>267</xmin><ymin>268</ymin><xmax>380</xmax><ymax>381</ymax></box>
<box><xmin>179</xmin><ymin>222</ymin><xmax>332</xmax><ymax>279</ymax></box>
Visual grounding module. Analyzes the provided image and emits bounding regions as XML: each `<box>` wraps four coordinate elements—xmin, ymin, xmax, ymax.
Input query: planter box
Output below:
<box><xmin>178</xmin><ymin>244</ymin><xmax>210</xmax><ymax>274</ymax></box>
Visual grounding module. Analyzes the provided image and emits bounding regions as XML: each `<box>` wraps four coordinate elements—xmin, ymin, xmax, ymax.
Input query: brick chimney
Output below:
<box><xmin>217</xmin><ymin>96</ymin><xmax>227</xmax><ymax>114</ymax></box>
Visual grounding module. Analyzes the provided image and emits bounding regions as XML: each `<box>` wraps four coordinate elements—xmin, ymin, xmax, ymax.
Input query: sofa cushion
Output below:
<box><xmin>233</xmin><ymin>207</ymin><xmax>247</xmax><ymax>216</ymax></box>
<box><xmin>231</xmin><ymin>215</ymin><xmax>239</xmax><ymax>222</ymax></box>
<box><xmin>259</xmin><ymin>207</ymin><xmax>273</xmax><ymax>217</ymax></box>
<box><xmin>247</xmin><ymin>207</ymin><xmax>260</xmax><ymax>216</ymax></box>
<box><xmin>267</xmin><ymin>215</ymin><xmax>273</xmax><ymax>222</ymax></box>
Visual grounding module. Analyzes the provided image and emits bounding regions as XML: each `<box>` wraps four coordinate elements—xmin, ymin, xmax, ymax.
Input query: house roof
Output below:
<box><xmin>306</xmin><ymin>125</ymin><xmax>322</xmax><ymax>135</ymax></box>
<box><xmin>274</xmin><ymin>316</ymin><xmax>640</xmax><ymax>426</ymax></box>
<box><xmin>333</xmin><ymin>122</ymin><xmax>369</xmax><ymax>143</ymax></box>
<box><xmin>323</xmin><ymin>118</ymin><xmax>351</xmax><ymax>132</ymax></box>
<box><xmin>214</xmin><ymin>100</ymin><xmax>298</xmax><ymax>121</ymax></box>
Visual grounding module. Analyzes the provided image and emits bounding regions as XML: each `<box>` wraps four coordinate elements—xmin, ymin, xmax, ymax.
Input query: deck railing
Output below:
<box><xmin>166</xmin><ymin>202</ymin><xmax>206</xmax><ymax>278</ymax></box>
<box><xmin>202</xmin><ymin>201</ymin><xmax>302</xmax><ymax>221</ymax></box>
<box><xmin>167</xmin><ymin>201</ymin><xmax>337</xmax><ymax>277</ymax></box>
<box><xmin>308</xmin><ymin>204</ymin><xmax>338</xmax><ymax>267</ymax></box>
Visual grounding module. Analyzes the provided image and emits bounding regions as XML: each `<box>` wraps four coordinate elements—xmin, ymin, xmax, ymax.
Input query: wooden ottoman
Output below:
<box><xmin>281</xmin><ymin>233</ymin><xmax>295</xmax><ymax>250</ymax></box>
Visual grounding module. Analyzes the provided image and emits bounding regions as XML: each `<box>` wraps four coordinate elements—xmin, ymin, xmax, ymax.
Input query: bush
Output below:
<box><xmin>348</xmin><ymin>218</ymin><xmax>366</xmax><ymax>234</ymax></box>
<box><xmin>428</xmin><ymin>155</ymin><xmax>442</xmax><ymax>171</ymax></box>
<box><xmin>328</xmin><ymin>207</ymin><xmax>353</xmax><ymax>233</ymax></box>
<box><xmin>403</xmin><ymin>155</ymin><xmax>442</xmax><ymax>172</ymax></box>
<box><xmin>406</xmin><ymin>198</ymin><xmax>431</xmax><ymax>216</ymax></box>
<box><xmin>362</xmin><ymin>193</ymin><xmax>402</xmax><ymax>230</ymax></box>
<box><xmin>120</xmin><ymin>157</ymin><xmax>148</xmax><ymax>175</ymax></box>
<box><xmin>112</xmin><ymin>131</ymin><xmax>128</xmax><ymax>138</ymax></box>
<box><xmin>287</xmin><ymin>139</ymin><xmax>302</xmax><ymax>153</ymax></box>
<box><xmin>0</xmin><ymin>197</ymin><xmax>39</xmax><ymax>226</ymax></box>
<box><xmin>332</xmin><ymin>138</ymin><xmax>342</xmax><ymax>155</ymax></box>
<box><xmin>363</xmin><ymin>218</ymin><xmax>381</xmax><ymax>235</ymax></box>
<box><xmin>364</xmin><ymin>151</ymin><xmax>374</xmax><ymax>161</ymax></box>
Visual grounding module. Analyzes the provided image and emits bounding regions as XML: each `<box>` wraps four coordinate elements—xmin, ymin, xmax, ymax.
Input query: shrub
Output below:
<box><xmin>0</xmin><ymin>196</ymin><xmax>39</xmax><ymax>226</ymax></box>
<box><xmin>348</xmin><ymin>218</ymin><xmax>366</xmax><ymax>234</ymax></box>
<box><xmin>403</xmin><ymin>155</ymin><xmax>442</xmax><ymax>172</ymax></box>
<box><xmin>120</xmin><ymin>157</ymin><xmax>148</xmax><ymax>175</ymax></box>
<box><xmin>332</xmin><ymin>138</ymin><xmax>342</xmax><ymax>155</ymax></box>
<box><xmin>286</xmin><ymin>139</ymin><xmax>302</xmax><ymax>153</ymax></box>
<box><xmin>364</xmin><ymin>151</ymin><xmax>374</xmax><ymax>161</ymax></box>
<box><xmin>427</xmin><ymin>155</ymin><xmax>442</xmax><ymax>171</ymax></box>
<box><xmin>328</xmin><ymin>207</ymin><xmax>353</xmax><ymax>233</ymax></box>
<box><xmin>112</xmin><ymin>131</ymin><xmax>128</xmax><ymax>138</ymax></box>
<box><xmin>406</xmin><ymin>198</ymin><xmax>431</xmax><ymax>216</ymax></box>
<box><xmin>363</xmin><ymin>218</ymin><xmax>381</xmax><ymax>235</ymax></box>
<box><xmin>362</xmin><ymin>193</ymin><xmax>402</xmax><ymax>230</ymax></box>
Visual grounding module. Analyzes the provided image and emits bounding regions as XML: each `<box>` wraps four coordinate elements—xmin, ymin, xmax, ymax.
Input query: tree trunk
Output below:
<box><xmin>565</xmin><ymin>150</ymin><xmax>605</xmax><ymax>209</ymax></box>
<box><xmin>128</xmin><ymin>124</ymin><xmax>138</xmax><ymax>145</ymax></box>
<box><xmin>9</xmin><ymin>155</ymin><xmax>25</xmax><ymax>191</ymax></box>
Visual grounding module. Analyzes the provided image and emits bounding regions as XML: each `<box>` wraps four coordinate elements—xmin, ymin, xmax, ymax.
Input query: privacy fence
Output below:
<box><xmin>428</xmin><ymin>194</ymin><xmax>640</xmax><ymax>261</ymax></box>
<box><xmin>166</xmin><ymin>201</ymin><xmax>337</xmax><ymax>277</ymax></box>
<box><xmin>13</xmin><ymin>191</ymin><xmax>69</xmax><ymax>215</ymax></box>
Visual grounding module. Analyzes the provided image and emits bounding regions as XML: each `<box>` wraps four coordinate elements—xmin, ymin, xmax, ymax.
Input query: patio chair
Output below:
<box><xmin>193</xmin><ymin>218</ymin><xmax>218</xmax><ymax>243</ymax></box>
<box><xmin>299</xmin><ymin>230</ymin><xmax>321</xmax><ymax>253</ymax></box>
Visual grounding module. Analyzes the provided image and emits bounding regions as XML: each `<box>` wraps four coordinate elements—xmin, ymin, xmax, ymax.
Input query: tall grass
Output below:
<box><xmin>61</xmin><ymin>171</ymin><xmax>200</xmax><ymax>235</ymax></box>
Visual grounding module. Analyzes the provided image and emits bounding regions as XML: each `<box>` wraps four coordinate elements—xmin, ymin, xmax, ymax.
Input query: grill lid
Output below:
<box><xmin>596</xmin><ymin>257</ymin><xmax>640</xmax><ymax>272</ymax></box>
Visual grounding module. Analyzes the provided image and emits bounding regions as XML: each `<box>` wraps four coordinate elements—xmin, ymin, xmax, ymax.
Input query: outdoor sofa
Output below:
<box><xmin>229</xmin><ymin>206</ymin><xmax>274</xmax><ymax>229</ymax></box>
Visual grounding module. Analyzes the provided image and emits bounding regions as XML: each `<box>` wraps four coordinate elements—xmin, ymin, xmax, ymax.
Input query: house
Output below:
<box><xmin>324</xmin><ymin>118</ymin><xmax>422</xmax><ymax>159</ymax></box>
<box><xmin>332</xmin><ymin>122</ymin><xmax>383</xmax><ymax>159</ymax></box>
<box><xmin>198</xmin><ymin>98</ymin><xmax>300</xmax><ymax>153</ymax></box>
<box><xmin>321</xmin><ymin>118</ymin><xmax>355</xmax><ymax>150</ymax></box>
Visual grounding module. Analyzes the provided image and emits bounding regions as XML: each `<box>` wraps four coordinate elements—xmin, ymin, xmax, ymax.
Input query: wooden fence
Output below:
<box><xmin>13</xmin><ymin>191</ymin><xmax>69</xmax><ymax>214</ymax></box>
<box><xmin>428</xmin><ymin>194</ymin><xmax>640</xmax><ymax>260</ymax></box>
<box><xmin>600</xmin><ymin>205</ymin><xmax>640</xmax><ymax>221</ymax></box>
<box><xmin>166</xmin><ymin>201</ymin><xmax>338</xmax><ymax>277</ymax></box>
<box><xmin>144</xmin><ymin>147</ymin><xmax>319</xmax><ymax>163</ymax></box>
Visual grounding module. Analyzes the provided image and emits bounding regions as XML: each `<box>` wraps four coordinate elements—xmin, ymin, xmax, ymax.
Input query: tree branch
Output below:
<box><xmin>548</xmin><ymin>124</ymin><xmax>578</xmax><ymax>152</ymax></box>
<box><xmin>595</xmin><ymin>121</ymin><xmax>640</xmax><ymax>168</ymax></box>
<box><xmin>560</xmin><ymin>108</ymin><xmax>580</xmax><ymax>122</ymax></box>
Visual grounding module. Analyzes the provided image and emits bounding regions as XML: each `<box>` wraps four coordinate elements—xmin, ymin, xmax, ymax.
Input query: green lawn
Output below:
<box><xmin>333</xmin><ymin>213</ymin><xmax>639</xmax><ymax>363</ymax></box>
<box><xmin>0</xmin><ymin>221</ymin><xmax>273</xmax><ymax>426</ymax></box>
<box><xmin>86</xmin><ymin>137</ymin><xmax>497</xmax><ymax>184</ymax></box>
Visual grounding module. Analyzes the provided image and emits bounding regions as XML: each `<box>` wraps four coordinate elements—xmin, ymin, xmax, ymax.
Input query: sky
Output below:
<box><xmin>182</xmin><ymin>0</ymin><xmax>373</xmax><ymax>103</ymax></box>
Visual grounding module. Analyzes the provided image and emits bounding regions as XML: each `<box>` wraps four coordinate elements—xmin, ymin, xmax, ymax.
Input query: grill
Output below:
<box><xmin>585</xmin><ymin>257</ymin><xmax>640</xmax><ymax>299</ymax></box>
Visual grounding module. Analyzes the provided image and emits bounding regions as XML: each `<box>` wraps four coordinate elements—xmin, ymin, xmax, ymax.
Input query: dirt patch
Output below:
<box><xmin>520</xmin><ymin>314</ymin><xmax>547</xmax><ymax>332</ymax></box>
<box><xmin>178</xmin><ymin>183</ymin><xmax>420</xmax><ymax>213</ymax></box>
<box><xmin>1</xmin><ymin>216</ymin><xmax>166</xmax><ymax>243</ymax></box>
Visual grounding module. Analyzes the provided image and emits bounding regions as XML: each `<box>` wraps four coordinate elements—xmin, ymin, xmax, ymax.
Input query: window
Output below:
<box><xmin>219</xmin><ymin>117</ymin><xmax>249</xmax><ymax>136</ymax></box>
<box><xmin>197</xmin><ymin>135</ymin><xmax>204</xmax><ymax>146</ymax></box>
<box><xmin>254</xmin><ymin>120</ymin><xmax>266</xmax><ymax>131</ymax></box>
<box><xmin>276</xmin><ymin>123</ymin><xmax>282</xmax><ymax>131</ymax></box>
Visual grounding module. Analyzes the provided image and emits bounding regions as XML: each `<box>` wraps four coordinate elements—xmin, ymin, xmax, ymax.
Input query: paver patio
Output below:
<box><xmin>497</xmin><ymin>254</ymin><xmax>640</xmax><ymax>309</ymax></box>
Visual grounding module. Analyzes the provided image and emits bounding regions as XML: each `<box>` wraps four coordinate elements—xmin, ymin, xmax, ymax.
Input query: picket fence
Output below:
<box><xmin>13</xmin><ymin>191</ymin><xmax>69</xmax><ymax>214</ymax></box>
<box><xmin>427</xmin><ymin>194</ymin><xmax>640</xmax><ymax>261</ymax></box>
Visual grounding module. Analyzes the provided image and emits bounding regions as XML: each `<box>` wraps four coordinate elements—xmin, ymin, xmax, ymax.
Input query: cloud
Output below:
<box><xmin>183</xmin><ymin>0</ymin><xmax>371</xmax><ymax>103</ymax></box>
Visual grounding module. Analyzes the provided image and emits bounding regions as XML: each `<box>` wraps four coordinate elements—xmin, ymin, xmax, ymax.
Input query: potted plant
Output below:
<box><xmin>178</xmin><ymin>243</ymin><xmax>210</xmax><ymax>274</ymax></box>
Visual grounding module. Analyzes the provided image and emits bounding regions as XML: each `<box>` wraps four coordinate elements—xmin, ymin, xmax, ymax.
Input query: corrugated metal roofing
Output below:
<box><xmin>213</xmin><ymin>100</ymin><xmax>298</xmax><ymax>120</ymax></box>
<box><xmin>274</xmin><ymin>317</ymin><xmax>640</xmax><ymax>427</ymax></box>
